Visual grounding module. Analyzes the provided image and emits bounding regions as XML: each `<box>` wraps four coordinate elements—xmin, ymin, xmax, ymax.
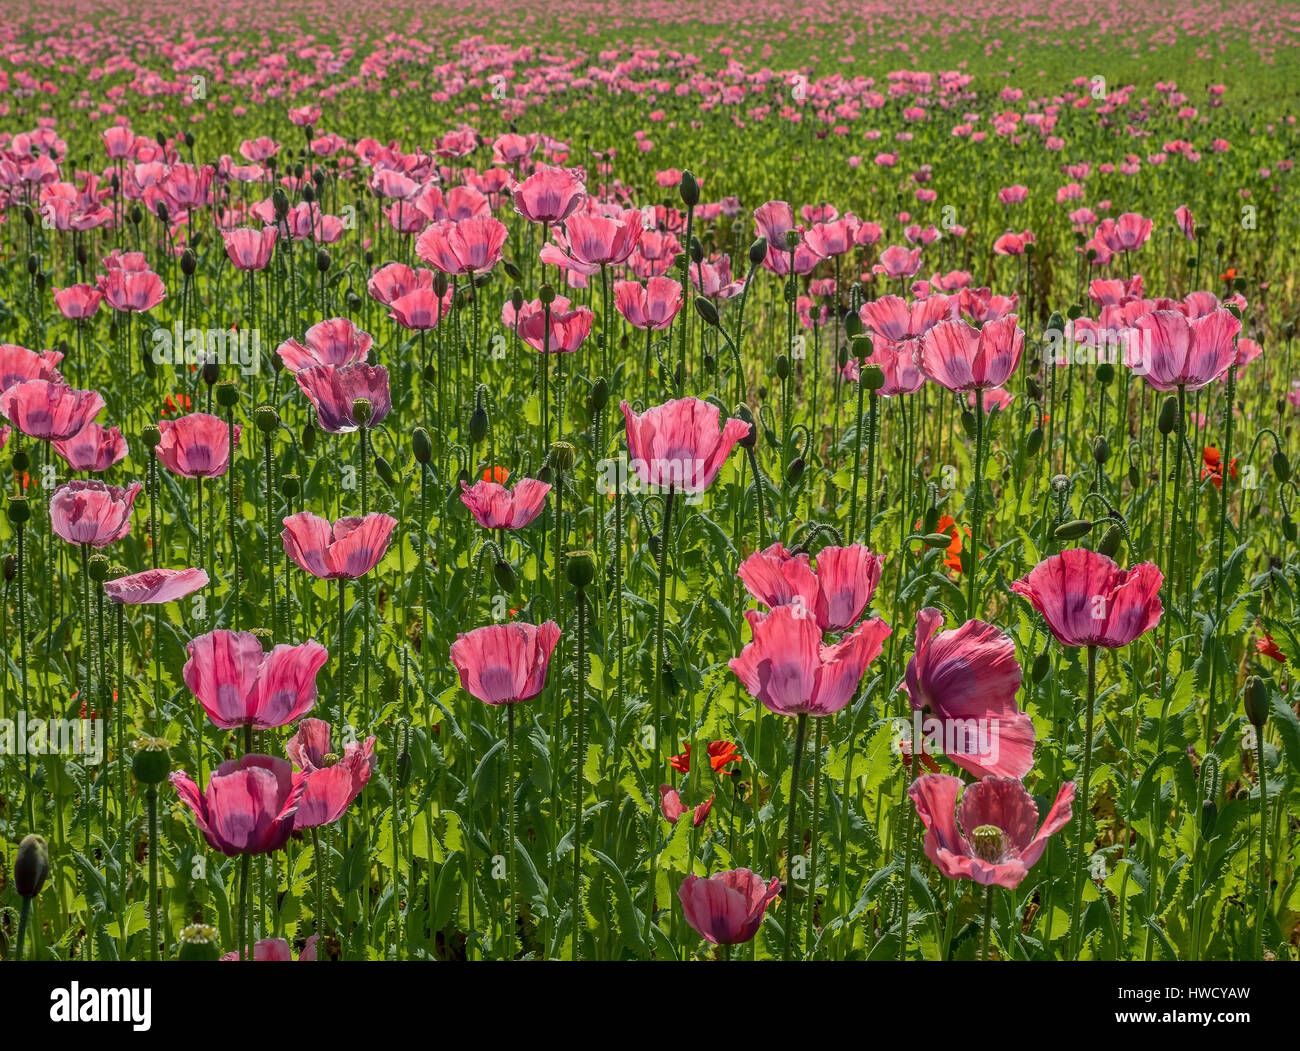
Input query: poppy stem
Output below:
<box><xmin>506</xmin><ymin>703</ymin><xmax>516</xmax><ymax>961</ymax></box>
<box><xmin>981</xmin><ymin>883</ymin><xmax>995</xmax><ymax>961</ymax></box>
<box><xmin>572</xmin><ymin>583</ymin><xmax>586</xmax><ymax>961</ymax></box>
<box><xmin>1070</xmin><ymin>643</ymin><xmax>1098</xmax><ymax>959</ymax></box>
<box><xmin>645</xmin><ymin>488</ymin><xmax>674</xmax><ymax>949</ymax></box>
<box><xmin>899</xmin><ymin>768</ymin><xmax>916</xmax><ymax>960</ymax></box>
<box><xmin>782</xmin><ymin>712</ymin><xmax>807</xmax><ymax>962</ymax></box>
<box><xmin>146</xmin><ymin>785</ymin><xmax>159</xmax><ymax>961</ymax></box>
<box><xmin>239</xmin><ymin>852</ymin><xmax>251</xmax><ymax>962</ymax></box>
<box><xmin>312</xmin><ymin>826</ymin><xmax>326</xmax><ymax>961</ymax></box>
<box><xmin>967</xmin><ymin>386</ymin><xmax>984</xmax><ymax>617</ymax></box>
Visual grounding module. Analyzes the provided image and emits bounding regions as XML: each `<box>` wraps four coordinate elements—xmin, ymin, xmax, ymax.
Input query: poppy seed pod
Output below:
<box><xmin>14</xmin><ymin>834</ymin><xmax>49</xmax><ymax>899</ymax></box>
<box><xmin>216</xmin><ymin>381</ymin><xmax>239</xmax><ymax>408</ymax></box>
<box><xmin>7</xmin><ymin>496</ymin><xmax>30</xmax><ymax>526</ymax></box>
<box><xmin>861</xmin><ymin>364</ymin><xmax>885</xmax><ymax>391</ymax></box>
<box><xmin>1096</xmin><ymin>362</ymin><xmax>1114</xmax><ymax>385</ymax></box>
<box><xmin>551</xmin><ymin>441</ymin><xmax>576</xmax><ymax>472</ymax></box>
<box><xmin>1157</xmin><ymin>396</ymin><xmax>1177</xmax><ymax>435</ymax></box>
<box><xmin>539</xmin><ymin>283</ymin><xmax>556</xmax><ymax>306</ymax></box>
<box><xmin>1244</xmin><ymin>675</ymin><xmax>1269</xmax><ymax>729</ymax></box>
<box><xmin>177</xmin><ymin>924</ymin><xmax>221</xmax><ymax>961</ymax></box>
<box><xmin>1053</xmin><ymin>518</ymin><xmax>1093</xmax><ymax>540</ymax></box>
<box><xmin>131</xmin><ymin>736</ymin><xmax>172</xmax><ymax>784</ymax></box>
<box><xmin>281</xmin><ymin>473</ymin><xmax>301</xmax><ymax>500</ymax></box>
<box><xmin>88</xmin><ymin>554</ymin><xmax>109</xmax><ymax>582</ymax></box>
<box><xmin>785</xmin><ymin>456</ymin><xmax>805</xmax><ymax>485</ymax></box>
<box><xmin>350</xmin><ymin>398</ymin><xmax>373</xmax><ymax>427</ymax></box>
<box><xmin>679</xmin><ymin>170</ymin><xmax>700</xmax><ymax>208</ymax></box>
<box><xmin>412</xmin><ymin>426</ymin><xmax>433</xmax><ymax>464</ymax></box>
<box><xmin>566</xmin><ymin>549</ymin><xmax>596</xmax><ymax>589</ymax></box>
<box><xmin>13</xmin><ymin>449</ymin><xmax>29</xmax><ymax>472</ymax></box>
<box><xmin>254</xmin><ymin>405</ymin><xmax>280</xmax><ymax>433</ymax></box>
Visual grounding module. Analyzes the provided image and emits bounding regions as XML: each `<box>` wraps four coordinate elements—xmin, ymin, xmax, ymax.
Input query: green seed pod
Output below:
<box><xmin>1157</xmin><ymin>396</ymin><xmax>1177</xmax><ymax>436</ymax></box>
<box><xmin>215</xmin><ymin>381</ymin><xmax>239</xmax><ymax>409</ymax></box>
<box><xmin>1026</xmin><ymin>426</ymin><xmax>1043</xmax><ymax>456</ymax></box>
<box><xmin>88</xmin><ymin>554</ymin><xmax>110</xmax><ymax>582</ymax></box>
<box><xmin>6</xmin><ymin>496</ymin><xmax>30</xmax><ymax>526</ymax></box>
<box><xmin>177</xmin><ymin>924</ymin><xmax>221</xmax><ymax>962</ymax></box>
<box><xmin>551</xmin><ymin>440</ymin><xmax>576</xmax><ymax>472</ymax></box>
<box><xmin>493</xmin><ymin>559</ymin><xmax>517</xmax><ymax>593</ymax></box>
<box><xmin>14</xmin><ymin>834</ymin><xmax>49</xmax><ymax>899</ymax></box>
<box><xmin>1092</xmin><ymin>435</ymin><xmax>1109</xmax><ymax>464</ymax></box>
<box><xmin>281</xmin><ymin>473</ymin><xmax>301</xmax><ymax>500</ymax></box>
<box><xmin>254</xmin><ymin>405</ymin><xmax>280</xmax><ymax>433</ymax></box>
<box><xmin>1031</xmin><ymin>650</ymin><xmax>1051</xmax><ymax>683</ymax></box>
<box><xmin>1095</xmin><ymin>362</ymin><xmax>1115</xmax><ymax>385</ymax></box>
<box><xmin>1272</xmin><ymin>451</ymin><xmax>1291</xmax><ymax>483</ymax></box>
<box><xmin>566</xmin><ymin>549</ymin><xmax>596</xmax><ymax>589</ymax></box>
<box><xmin>785</xmin><ymin>456</ymin><xmax>805</xmax><ymax>485</ymax></box>
<box><xmin>539</xmin><ymin>283</ymin><xmax>556</xmax><ymax>305</ymax></box>
<box><xmin>1096</xmin><ymin>523</ymin><xmax>1122</xmax><ymax>558</ymax></box>
<box><xmin>350</xmin><ymin>398</ymin><xmax>372</xmax><ymax>427</ymax></box>
<box><xmin>1053</xmin><ymin>518</ymin><xmax>1093</xmax><ymax>541</ymax></box>
<box><xmin>861</xmin><ymin>364</ymin><xmax>885</xmax><ymax>391</ymax></box>
<box><xmin>412</xmin><ymin>427</ymin><xmax>432</xmax><ymax>464</ymax></box>
<box><xmin>679</xmin><ymin>170</ymin><xmax>700</xmax><ymax>208</ymax></box>
<box><xmin>1244</xmin><ymin>675</ymin><xmax>1269</xmax><ymax>729</ymax></box>
<box><xmin>131</xmin><ymin>736</ymin><xmax>172</xmax><ymax>784</ymax></box>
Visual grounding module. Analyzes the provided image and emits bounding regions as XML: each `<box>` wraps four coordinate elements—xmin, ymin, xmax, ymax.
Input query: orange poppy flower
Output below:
<box><xmin>482</xmin><ymin>465</ymin><xmax>510</xmax><ymax>484</ymax></box>
<box><xmin>669</xmin><ymin>740</ymin><xmax>742</xmax><ymax>775</ymax></box>
<box><xmin>915</xmin><ymin>514</ymin><xmax>969</xmax><ymax>574</ymax></box>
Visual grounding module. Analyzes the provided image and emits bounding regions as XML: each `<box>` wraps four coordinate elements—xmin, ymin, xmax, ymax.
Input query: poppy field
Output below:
<box><xmin>1</xmin><ymin>0</ymin><xmax>1299</xmax><ymax>966</ymax></box>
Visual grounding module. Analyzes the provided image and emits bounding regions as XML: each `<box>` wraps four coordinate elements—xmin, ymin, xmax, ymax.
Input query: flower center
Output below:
<box><xmin>969</xmin><ymin>825</ymin><xmax>1006</xmax><ymax>863</ymax></box>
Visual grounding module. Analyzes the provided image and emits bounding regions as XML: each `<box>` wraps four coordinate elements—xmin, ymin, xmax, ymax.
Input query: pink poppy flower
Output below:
<box><xmin>281</xmin><ymin>511</ymin><xmax>397</xmax><ymax>580</ymax></box>
<box><xmin>0</xmin><ymin>344</ymin><xmax>62</xmax><ymax>392</ymax></box>
<box><xmin>52</xmin><ymin>422</ymin><xmax>127</xmax><ymax>472</ymax></box>
<box><xmin>1129</xmin><ymin>309</ymin><xmax>1241</xmax><ymax>391</ymax></box>
<box><xmin>388</xmin><ymin>288</ymin><xmax>453</xmax><ymax>331</ymax></box>
<box><xmin>49</xmin><ymin>479</ymin><xmax>141</xmax><ymax>547</ymax></box>
<box><xmin>1010</xmin><ymin>549</ymin><xmax>1163</xmax><ymax>649</ymax></box>
<box><xmin>276</xmin><ymin>318</ymin><xmax>372</xmax><ymax>373</ymax></box>
<box><xmin>1174</xmin><ymin>205</ymin><xmax>1195</xmax><ymax>241</ymax></box>
<box><xmin>221</xmin><ymin>935</ymin><xmax>319</xmax><ymax>962</ymax></box>
<box><xmin>516</xmin><ymin>299</ymin><xmax>594</xmax><ymax>354</ymax></box>
<box><xmin>909</xmin><ymin>774</ymin><xmax>1075</xmax><ymax>889</ymax></box>
<box><xmin>659</xmin><ymin>785</ymin><xmax>713</xmax><ymax>827</ymax></box>
<box><xmin>874</xmin><ymin>245</ymin><xmax>923</xmax><ymax>280</ymax></box>
<box><xmin>919</xmin><ymin>316</ymin><xmax>1024</xmax><ymax>392</ymax></box>
<box><xmin>1095</xmin><ymin>212</ymin><xmax>1153</xmax><ymax>254</ymax></box>
<box><xmin>1</xmin><ymin>379</ymin><xmax>104</xmax><ymax>440</ymax></box>
<box><xmin>170</xmin><ymin>755</ymin><xmax>305</xmax><ymax>856</ymax></box>
<box><xmin>737</xmin><ymin>542</ymin><xmax>883</xmax><ymax>633</ymax></box>
<box><xmin>53</xmin><ymin>284</ymin><xmax>103</xmax><ymax>321</ymax></box>
<box><xmin>295</xmin><ymin>363</ymin><xmax>391</xmax><ymax>433</ymax></box>
<box><xmin>285</xmin><ymin>718</ymin><xmax>376</xmax><ymax>829</ymax></box>
<box><xmin>156</xmin><ymin>413</ymin><xmax>240</xmax><ymax>478</ymax></box>
<box><xmin>459</xmin><ymin>477</ymin><xmax>551</xmax><ymax>530</ymax></box>
<box><xmin>541</xmin><ymin>209</ymin><xmax>642</xmax><ymax>275</ymax></box>
<box><xmin>511</xmin><ymin>165</ymin><xmax>587</xmax><ymax>224</ymax></box>
<box><xmin>223</xmin><ymin>227</ymin><xmax>277</xmax><ymax>271</ymax></box>
<box><xmin>415</xmin><ymin>216</ymin><xmax>508</xmax><ymax>275</ymax></box>
<box><xmin>904</xmin><ymin>608</ymin><xmax>1034</xmax><ymax>779</ymax></box>
<box><xmin>854</xmin><ymin>334</ymin><xmax>927</xmax><ymax>396</ymax></box>
<box><xmin>859</xmin><ymin>294</ymin><xmax>954</xmax><ymax>341</ymax></box>
<box><xmin>614</xmin><ymin>277</ymin><xmax>683</xmax><ymax>331</ymax></box>
<box><xmin>104</xmin><ymin>567</ymin><xmax>208</xmax><ymax>604</ymax></box>
<box><xmin>183</xmin><ymin>629</ymin><xmax>329</xmax><ymax>729</ymax></box>
<box><xmin>678</xmin><ymin>869</ymin><xmax>782</xmax><ymax>945</ymax></box>
<box><xmin>367</xmin><ymin>262</ymin><xmax>433</xmax><ymax>306</ymax></box>
<box><xmin>729</xmin><ymin>604</ymin><xmax>891</xmax><ymax>718</ymax></box>
<box><xmin>96</xmin><ymin>269</ymin><xmax>166</xmax><ymax>313</ymax></box>
<box><xmin>449</xmin><ymin>621</ymin><xmax>561</xmax><ymax>706</ymax></box>
<box><xmin>620</xmin><ymin>396</ymin><xmax>750</xmax><ymax>494</ymax></box>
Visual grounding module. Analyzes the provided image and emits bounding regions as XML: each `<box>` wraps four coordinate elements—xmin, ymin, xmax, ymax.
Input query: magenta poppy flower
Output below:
<box><xmin>1</xmin><ymin>379</ymin><xmax>104</xmax><ymax>440</ymax></box>
<box><xmin>459</xmin><ymin>477</ymin><xmax>551</xmax><ymax>530</ymax></box>
<box><xmin>1010</xmin><ymin>549</ymin><xmax>1163</xmax><ymax>649</ymax></box>
<box><xmin>904</xmin><ymin>608</ymin><xmax>1034</xmax><ymax>779</ymax></box>
<box><xmin>415</xmin><ymin>216</ymin><xmax>508</xmax><ymax>275</ymax></box>
<box><xmin>170</xmin><ymin>755</ymin><xmax>305</xmax><ymax>856</ymax></box>
<box><xmin>1129</xmin><ymin>309</ymin><xmax>1240</xmax><ymax>391</ymax></box>
<box><xmin>52</xmin><ymin>422</ymin><xmax>128</xmax><ymax>473</ymax></box>
<box><xmin>96</xmin><ymin>269</ymin><xmax>166</xmax><ymax>313</ymax></box>
<box><xmin>919</xmin><ymin>316</ymin><xmax>1024</xmax><ymax>392</ymax></box>
<box><xmin>49</xmin><ymin>479</ymin><xmax>141</xmax><ymax>547</ymax></box>
<box><xmin>104</xmin><ymin>567</ymin><xmax>208</xmax><ymax>604</ymax></box>
<box><xmin>620</xmin><ymin>396</ymin><xmax>750</xmax><ymax>495</ymax></box>
<box><xmin>156</xmin><ymin>413</ymin><xmax>240</xmax><ymax>478</ymax></box>
<box><xmin>909</xmin><ymin>774</ymin><xmax>1075</xmax><ymax>889</ymax></box>
<box><xmin>659</xmin><ymin>785</ymin><xmax>714</xmax><ymax>827</ymax></box>
<box><xmin>614</xmin><ymin>277</ymin><xmax>684</xmax><ymax>331</ymax></box>
<box><xmin>450</xmin><ymin>621</ymin><xmax>561</xmax><ymax>706</ymax></box>
<box><xmin>184</xmin><ymin>629</ymin><xmax>329</xmax><ymax>730</ymax></box>
<box><xmin>678</xmin><ymin>869</ymin><xmax>782</xmax><ymax>945</ymax></box>
<box><xmin>295</xmin><ymin>363</ymin><xmax>391</xmax><ymax>433</ymax></box>
<box><xmin>223</xmin><ymin>226</ymin><xmax>277</xmax><ymax>271</ymax></box>
<box><xmin>729</xmin><ymin>605</ymin><xmax>891</xmax><ymax>718</ymax></box>
<box><xmin>285</xmin><ymin>718</ymin><xmax>376</xmax><ymax>829</ymax></box>
<box><xmin>281</xmin><ymin>511</ymin><xmax>397</xmax><ymax>580</ymax></box>
<box><xmin>737</xmin><ymin>542</ymin><xmax>883</xmax><ymax>633</ymax></box>
<box><xmin>516</xmin><ymin>299</ymin><xmax>594</xmax><ymax>354</ymax></box>
<box><xmin>276</xmin><ymin>318</ymin><xmax>372</xmax><ymax>372</ymax></box>
<box><xmin>511</xmin><ymin>165</ymin><xmax>587</xmax><ymax>224</ymax></box>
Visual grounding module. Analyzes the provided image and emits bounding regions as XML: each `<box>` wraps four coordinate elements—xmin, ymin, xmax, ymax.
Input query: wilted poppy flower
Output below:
<box><xmin>296</xmin><ymin>363</ymin><xmax>391</xmax><ymax>433</ymax></box>
<box><xmin>104</xmin><ymin>567</ymin><xmax>208</xmax><ymax>604</ymax></box>
<box><xmin>678</xmin><ymin>869</ymin><xmax>782</xmax><ymax>945</ymax></box>
<box><xmin>170</xmin><ymin>755</ymin><xmax>305</xmax><ymax>856</ymax></box>
<box><xmin>450</xmin><ymin>621</ymin><xmax>561</xmax><ymax>705</ymax></box>
<box><xmin>281</xmin><ymin>511</ymin><xmax>397</xmax><ymax>579</ymax></box>
<box><xmin>903</xmin><ymin>608</ymin><xmax>1034</xmax><ymax>779</ymax></box>
<box><xmin>285</xmin><ymin>718</ymin><xmax>376</xmax><ymax>829</ymax></box>
<box><xmin>52</xmin><ymin>422</ymin><xmax>128</xmax><ymax>472</ymax></box>
<box><xmin>156</xmin><ymin>413</ymin><xmax>240</xmax><ymax>478</ymax></box>
<box><xmin>1</xmin><ymin>379</ymin><xmax>105</xmax><ymax>441</ymax></box>
<box><xmin>1129</xmin><ymin>309</ymin><xmax>1241</xmax><ymax>391</ymax></box>
<box><xmin>1010</xmin><ymin>549</ymin><xmax>1163</xmax><ymax>649</ymax></box>
<box><xmin>920</xmin><ymin>316</ymin><xmax>1024</xmax><ymax>392</ymax></box>
<box><xmin>659</xmin><ymin>785</ymin><xmax>713</xmax><ymax>827</ymax></box>
<box><xmin>184</xmin><ymin>630</ymin><xmax>329</xmax><ymax>729</ymax></box>
<box><xmin>276</xmin><ymin>318</ymin><xmax>373</xmax><ymax>372</ymax></box>
<box><xmin>621</xmin><ymin>396</ymin><xmax>750</xmax><ymax>495</ymax></box>
<box><xmin>909</xmin><ymin>774</ymin><xmax>1075</xmax><ymax>889</ymax></box>
<box><xmin>459</xmin><ymin>477</ymin><xmax>550</xmax><ymax>530</ymax></box>
<box><xmin>1256</xmin><ymin>634</ymin><xmax>1285</xmax><ymax>663</ymax></box>
<box><xmin>49</xmin><ymin>479</ymin><xmax>141</xmax><ymax>547</ymax></box>
<box><xmin>729</xmin><ymin>604</ymin><xmax>891</xmax><ymax>718</ymax></box>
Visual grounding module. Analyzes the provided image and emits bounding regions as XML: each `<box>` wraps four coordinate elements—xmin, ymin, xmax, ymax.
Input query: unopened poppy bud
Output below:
<box><xmin>1157</xmin><ymin>396</ymin><xmax>1177</xmax><ymax>435</ymax></box>
<box><xmin>566</xmin><ymin>549</ymin><xmax>596</xmax><ymax>589</ymax></box>
<box><xmin>14</xmin><ymin>834</ymin><xmax>49</xmax><ymax>899</ymax></box>
<box><xmin>775</xmin><ymin>354</ymin><xmax>790</xmax><ymax>380</ymax></box>
<box><xmin>493</xmin><ymin>558</ymin><xmax>517</xmax><ymax>593</ymax></box>
<box><xmin>922</xmin><ymin>506</ymin><xmax>940</xmax><ymax>533</ymax></box>
<box><xmin>843</xmin><ymin>311</ymin><xmax>863</xmax><ymax>339</ymax></box>
<box><xmin>536</xmin><ymin>464</ymin><xmax>552</xmax><ymax>484</ymax></box>
<box><xmin>785</xmin><ymin>457</ymin><xmax>805</xmax><ymax>485</ymax></box>
<box><xmin>1096</xmin><ymin>523</ymin><xmax>1122</xmax><ymax>558</ymax></box>
<box><xmin>551</xmin><ymin>441</ymin><xmax>575</xmax><ymax>472</ymax></box>
<box><xmin>469</xmin><ymin>405</ymin><xmax>489</xmax><ymax>444</ymax></box>
<box><xmin>216</xmin><ymin>381</ymin><xmax>239</xmax><ymax>409</ymax></box>
<box><xmin>316</xmin><ymin>248</ymin><xmax>330</xmax><ymax>273</ymax></box>
<box><xmin>502</xmin><ymin>260</ymin><xmax>522</xmax><ymax>282</ymax></box>
<box><xmin>1201</xmin><ymin>799</ymin><xmax>1217</xmax><ymax>838</ymax></box>
<box><xmin>7</xmin><ymin>496</ymin><xmax>30</xmax><ymax>526</ymax></box>
<box><xmin>689</xmin><ymin>237</ymin><xmax>704</xmax><ymax>264</ymax></box>
<box><xmin>88</xmin><ymin>554</ymin><xmax>109</xmax><ymax>582</ymax></box>
<box><xmin>374</xmin><ymin>456</ymin><xmax>395</xmax><ymax>486</ymax></box>
<box><xmin>510</xmin><ymin>287</ymin><xmax>525</xmax><ymax>312</ymax></box>
<box><xmin>302</xmin><ymin>422</ymin><xmax>317</xmax><ymax>455</ymax></box>
<box><xmin>1128</xmin><ymin>462</ymin><xmax>1140</xmax><ymax>487</ymax></box>
<box><xmin>1244</xmin><ymin>675</ymin><xmax>1269</xmax><ymax>729</ymax></box>
<box><xmin>1026</xmin><ymin>426</ymin><xmax>1043</xmax><ymax>456</ymax></box>
<box><xmin>181</xmin><ymin>249</ymin><xmax>197</xmax><ymax>276</ymax></box>
<box><xmin>921</xmin><ymin>532</ymin><xmax>952</xmax><ymax>548</ymax></box>
<box><xmin>590</xmin><ymin>378</ymin><xmax>609</xmax><ymax>412</ymax></box>
<box><xmin>273</xmin><ymin>187</ymin><xmax>290</xmax><ymax>220</ymax></box>
<box><xmin>3</xmin><ymin>554</ymin><xmax>16</xmax><ymax>581</ymax></box>
<box><xmin>1273</xmin><ymin>451</ymin><xmax>1291</xmax><ymax>483</ymax></box>
<box><xmin>1092</xmin><ymin>436</ymin><xmax>1109</xmax><ymax>464</ymax></box>
<box><xmin>254</xmin><ymin>405</ymin><xmax>279</xmax><ymax>433</ymax></box>
<box><xmin>1051</xmin><ymin>474</ymin><xmax>1070</xmax><ymax>492</ymax></box>
<box><xmin>177</xmin><ymin>924</ymin><xmax>221</xmax><ymax>961</ymax></box>
<box><xmin>1044</xmin><ymin>312</ymin><xmax>1064</xmax><ymax>337</ymax></box>
<box><xmin>1026</xmin><ymin>377</ymin><xmax>1042</xmax><ymax>400</ymax></box>
<box><xmin>1031</xmin><ymin>650</ymin><xmax>1050</xmax><ymax>683</ymax></box>
<box><xmin>694</xmin><ymin>296</ymin><xmax>720</xmax><ymax>328</ymax></box>
<box><xmin>734</xmin><ymin>405</ymin><xmax>757</xmax><ymax>449</ymax></box>
<box><xmin>748</xmin><ymin>237</ymin><xmax>768</xmax><ymax>267</ymax></box>
<box><xmin>131</xmin><ymin>736</ymin><xmax>172</xmax><ymax>784</ymax></box>
<box><xmin>155</xmin><ymin>200</ymin><xmax>169</xmax><ymax>224</ymax></box>
<box><xmin>412</xmin><ymin>427</ymin><xmax>432</xmax><ymax>464</ymax></box>
<box><xmin>960</xmin><ymin>410</ymin><xmax>976</xmax><ymax>439</ymax></box>
<box><xmin>679</xmin><ymin>170</ymin><xmax>700</xmax><ymax>208</ymax></box>
<box><xmin>351</xmin><ymin>398</ymin><xmax>372</xmax><ymax>427</ymax></box>
<box><xmin>1053</xmin><ymin>518</ymin><xmax>1093</xmax><ymax>540</ymax></box>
